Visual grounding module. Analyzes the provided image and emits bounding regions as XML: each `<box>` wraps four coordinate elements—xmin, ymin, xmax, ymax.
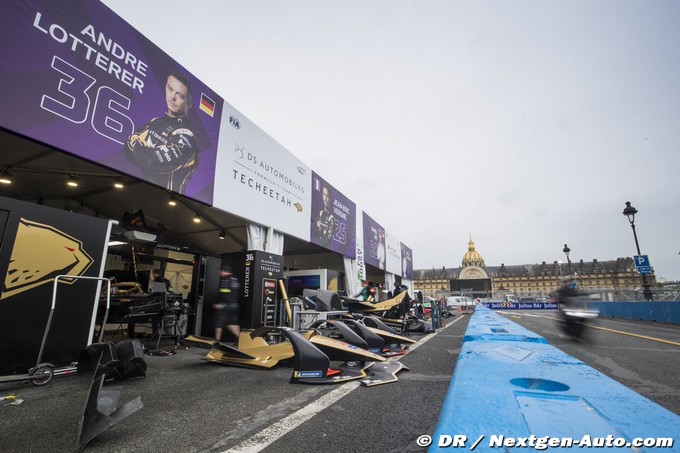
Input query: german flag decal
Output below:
<box><xmin>199</xmin><ymin>93</ymin><xmax>216</xmax><ymax>117</ymax></box>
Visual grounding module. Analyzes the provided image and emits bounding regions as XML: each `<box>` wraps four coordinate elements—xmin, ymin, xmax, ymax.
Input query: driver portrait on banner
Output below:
<box><xmin>313</xmin><ymin>185</ymin><xmax>334</xmax><ymax>248</ymax></box>
<box><xmin>377</xmin><ymin>227</ymin><xmax>386</xmax><ymax>270</ymax></box>
<box><xmin>125</xmin><ymin>70</ymin><xmax>199</xmax><ymax>194</ymax></box>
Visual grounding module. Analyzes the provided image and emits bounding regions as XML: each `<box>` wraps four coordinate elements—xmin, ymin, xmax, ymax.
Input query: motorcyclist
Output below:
<box><xmin>556</xmin><ymin>276</ymin><xmax>580</xmax><ymax>306</ymax></box>
<box><xmin>556</xmin><ymin>276</ymin><xmax>585</xmax><ymax>338</ymax></box>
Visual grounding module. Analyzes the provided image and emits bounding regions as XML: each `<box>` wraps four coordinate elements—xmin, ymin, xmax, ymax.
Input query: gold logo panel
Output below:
<box><xmin>2</xmin><ymin>218</ymin><xmax>94</xmax><ymax>300</ymax></box>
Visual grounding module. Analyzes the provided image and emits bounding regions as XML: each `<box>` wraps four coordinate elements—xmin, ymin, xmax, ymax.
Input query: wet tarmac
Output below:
<box><xmin>0</xmin><ymin>315</ymin><xmax>470</xmax><ymax>453</ymax></box>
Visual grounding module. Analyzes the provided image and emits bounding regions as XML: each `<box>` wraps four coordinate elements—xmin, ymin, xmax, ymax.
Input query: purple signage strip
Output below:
<box><xmin>401</xmin><ymin>242</ymin><xmax>413</xmax><ymax>280</ymax></box>
<box><xmin>362</xmin><ymin>212</ymin><xmax>385</xmax><ymax>270</ymax></box>
<box><xmin>0</xmin><ymin>0</ymin><xmax>223</xmax><ymax>204</ymax></box>
<box><xmin>310</xmin><ymin>172</ymin><xmax>356</xmax><ymax>258</ymax></box>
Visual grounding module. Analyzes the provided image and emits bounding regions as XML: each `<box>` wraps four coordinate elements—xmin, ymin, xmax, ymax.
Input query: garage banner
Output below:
<box><xmin>310</xmin><ymin>172</ymin><xmax>356</xmax><ymax>258</ymax></box>
<box><xmin>0</xmin><ymin>0</ymin><xmax>223</xmax><ymax>205</ymax></box>
<box><xmin>401</xmin><ymin>243</ymin><xmax>413</xmax><ymax>280</ymax></box>
<box><xmin>213</xmin><ymin>105</ymin><xmax>311</xmax><ymax>241</ymax></box>
<box><xmin>362</xmin><ymin>212</ymin><xmax>385</xmax><ymax>270</ymax></box>
<box><xmin>385</xmin><ymin>231</ymin><xmax>402</xmax><ymax>276</ymax></box>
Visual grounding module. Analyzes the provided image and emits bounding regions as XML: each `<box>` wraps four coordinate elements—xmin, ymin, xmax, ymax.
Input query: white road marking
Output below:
<box><xmin>224</xmin><ymin>316</ymin><xmax>466</xmax><ymax>452</ymax></box>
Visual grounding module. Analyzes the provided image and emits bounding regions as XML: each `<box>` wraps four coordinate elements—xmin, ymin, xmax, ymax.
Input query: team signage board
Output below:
<box><xmin>261</xmin><ymin>278</ymin><xmax>279</xmax><ymax>325</ymax></box>
<box><xmin>241</xmin><ymin>251</ymin><xmax>284</xmax><ymax>329</ymax></box>
<box><xmin>385</xmin><ymin>231</ymin><xmax>402</xmax><ymax>276</ymax></box>
<box><xmin>0</xmin><ymin>0</ymin><xmax>223</xmax><ymax>205</ymax></box>
<box><xmin>0</xmin><ymin>196</ymin><xmax>110</xmax><ymax>374</ymax></box>
<box><xmin>309</xmin><ymin>172</ymin><xmax>356</xmax><ymax>257</ymax></box>
<box><xmin>401</xmin><ymin>243</ymin><xmax>413</xmax><ymax>280</ymax></box>
<box><xmin>213</xmin><ymin>104</ymin><xmax>311</xmax><ymax>241</ymax></box>
<box><xmin>362</xmin><ymin>212</ymin><xmax>386</xmax><ymax>270</ymax></box>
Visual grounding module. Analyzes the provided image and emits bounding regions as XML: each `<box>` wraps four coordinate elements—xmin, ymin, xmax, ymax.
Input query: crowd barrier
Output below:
<box><xmin>480</xmin><ymin>300</ymin><xmax>680</xmax><ymax>325</ymax></box>
<box><xmin>589</xmin><ymin>301</ymin><xmax>680</xmax><ymax>324</ymax></box>
<box><xmin>430</xmin><ymin>306</ymin><xmax>680</xmax><ymax>451</ymax></box>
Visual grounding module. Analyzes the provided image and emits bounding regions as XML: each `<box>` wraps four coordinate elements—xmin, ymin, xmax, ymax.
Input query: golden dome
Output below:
<box><xmin>462</xmin><ymin>237</ymin><xmax>485</xmax><ymax>267</ymax></box>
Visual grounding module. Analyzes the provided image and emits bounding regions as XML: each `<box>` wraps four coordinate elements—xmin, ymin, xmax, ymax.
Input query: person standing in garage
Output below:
<box><xmin>213</xmin><ymin>266</ymin><xmax>241</xmax><ymax>343</ymax></box>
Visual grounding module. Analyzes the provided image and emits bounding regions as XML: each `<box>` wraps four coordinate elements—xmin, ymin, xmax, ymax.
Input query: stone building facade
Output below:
<box><xmin>413</xmin><ymin>238</ymin><xmax>654</xmax><ymax>300</ymax></box>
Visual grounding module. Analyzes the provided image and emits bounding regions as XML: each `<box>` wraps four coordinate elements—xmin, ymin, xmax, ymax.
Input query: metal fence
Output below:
<box><xmin>431</xmin><ymin>286</ymin><xmax>680</xmax><ymax>302</ymax></box>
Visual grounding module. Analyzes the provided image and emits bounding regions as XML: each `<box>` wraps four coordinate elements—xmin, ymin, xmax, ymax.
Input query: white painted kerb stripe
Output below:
<box><xmin>225</xmin><ymin>381</ymin><xmax>360</xmax><ymax>453</ymax></box>
<box><xmin>224</xmin><ymin>315</ymin><xmax>465</xmax><ymax>452</ymax></box>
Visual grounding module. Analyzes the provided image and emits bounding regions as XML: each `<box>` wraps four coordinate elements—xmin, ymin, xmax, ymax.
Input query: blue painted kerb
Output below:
<box><xmin>430</xmin><ymin>306</ymin><xmax>680</xmax><ymax>452</ymax></box>
<box><xmin>463</xmin><ymin>306</ymin><xmax>547</xmax><ymax>343</ymax></box>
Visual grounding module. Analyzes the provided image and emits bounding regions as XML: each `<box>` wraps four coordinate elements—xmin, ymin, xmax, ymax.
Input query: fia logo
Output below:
<box><xmin>229</xmin><ymin>116</ymin><xmax>241</xmax><ymax>129</ymax></box>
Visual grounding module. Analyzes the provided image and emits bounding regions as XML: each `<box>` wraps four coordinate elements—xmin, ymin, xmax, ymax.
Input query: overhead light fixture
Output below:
<box><xmin>218</xmin><ymin>230</ymin><xmax>226</xmax><ymax>240</ymax></box>
<box><xmin>168</xmin><ymin>196</ymin><xmax>177</xmax><ymax>206</ymax></box>
<box><xmin>0</xmin><ymin>169</ymin><xmax>12</xmax><ymax>185</ymax></box>
<box><xmin>107</xmin><ymin>240</ymin><xmax>127</xmax><ymax>247</ymax></box>
<box><xmin>113</xmin><ymin>177</ymin><xmax>125</xmax><ymax>189</ymax></box>
<box><xmin>193</xmin><ymin>214</ymin><xmax>201</xmax><ymax>223</ymax></box>
<box><xmin>67</xmin><ymin>174</ymin><xmax>79</xmax><ymax>187</ymax></box>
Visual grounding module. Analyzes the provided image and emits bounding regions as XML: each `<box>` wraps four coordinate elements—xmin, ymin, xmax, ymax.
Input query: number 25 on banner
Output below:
<box><xmin>332</xmin><ymin>219</ymin><xmax>347</xmax><ymax>245</ymax></box>
<box><xmin>41</xmin><ymin>56</ymin><xmax>134</xmax><ymax>145</ymax></box>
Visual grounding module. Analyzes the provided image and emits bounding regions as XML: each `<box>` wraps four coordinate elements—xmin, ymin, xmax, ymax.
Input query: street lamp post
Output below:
<box><xmin>622</xmin><ymin>201</ymin><xmax>653</xmax><ymax>301</ymax></box>
<box><xmin>563</xmin><ymin>244</ymin><xmax>573</xmax><ymax>276</ymax></box>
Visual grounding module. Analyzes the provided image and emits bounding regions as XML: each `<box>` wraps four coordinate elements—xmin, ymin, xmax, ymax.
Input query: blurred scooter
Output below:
<box><xmin>559</xmin><ymin>303</ymin><xmax>599</xmax><ymax>340</ymax></box>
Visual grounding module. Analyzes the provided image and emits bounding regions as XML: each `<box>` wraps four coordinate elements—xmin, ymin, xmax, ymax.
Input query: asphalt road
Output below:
<box><xmin>495</xmin><ymin>310</ymin><xmax>680</xmax><ymax>416</ymax></box>
<box><xmin>0</xmin><ymin>314</ymin><xmax>470</xmax><ymax>453</ymax></box>
<box><xmin>4</xmin><ymin>311</ymin><xmax>676</xmax><ymax>452</ymax></box>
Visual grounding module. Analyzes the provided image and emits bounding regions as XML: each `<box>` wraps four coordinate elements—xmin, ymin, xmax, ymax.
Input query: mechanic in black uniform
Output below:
<box><xmin>213</xmin><ymin>266</ymin><xmax>241</xmax><ymax>343</ymax></box>
<box><xmin>125</xmin><ymin>70</ymin><xmax>198</xmax><ymax>194</ymax></box>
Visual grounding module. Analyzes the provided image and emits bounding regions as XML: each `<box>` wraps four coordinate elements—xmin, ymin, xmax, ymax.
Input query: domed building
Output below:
<box><xmin>413</xmin><ymin>237</ymin><xmax>653</xmax><ymax>300</ymax></box>
<box><xmin>459</xmin><ymin>237</ymin><xmax>486</xmax><ymax>277</ymax></box>
<box><xmin>452</xmin><ymin>237</ymin><xmax>492</xmax><ymax>293</ymax></box>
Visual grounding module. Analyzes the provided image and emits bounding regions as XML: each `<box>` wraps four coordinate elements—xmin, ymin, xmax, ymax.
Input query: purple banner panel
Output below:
<box><xmin>362</xmin><ymin>212</ymin><xmax>385</xmax><ymax>270</ymax></box>
<box><xmin>0</xmin><ymin>0</ymin><xmax>223</xmax><ymax>205</ymax></box>
<box><xmin>310</xmin><ymin>172</ymin><xmax>356</xmax><ymax>258</ymax></box>
<box><xmin>401</xmin><ymin>242</ymin><xmax>413</xmax><ymax>280</ymax></box>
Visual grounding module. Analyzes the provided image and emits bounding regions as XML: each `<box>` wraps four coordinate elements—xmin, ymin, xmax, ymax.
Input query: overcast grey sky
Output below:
<box><xmin>103</xmin><ymin>0</ymin><xmax>680</xmax><ymax>281</ymax></box>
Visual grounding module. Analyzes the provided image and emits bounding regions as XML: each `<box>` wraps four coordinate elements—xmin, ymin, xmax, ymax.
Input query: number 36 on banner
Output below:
<box><xmin>41</xmin><ymin>55</ymin><xmax>134</xmax><ymax>145</ymax></box>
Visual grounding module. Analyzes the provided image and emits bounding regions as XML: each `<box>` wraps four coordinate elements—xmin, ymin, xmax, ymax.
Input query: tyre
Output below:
<box><xmin>29</xmin><ymin>364</ymin><xmax>54</xmax><ymax>386</ymax></box>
